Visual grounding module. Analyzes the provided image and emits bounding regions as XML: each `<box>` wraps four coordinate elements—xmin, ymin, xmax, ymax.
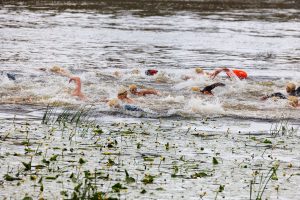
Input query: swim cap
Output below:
<box><xmin>117</xmin><ymin>86</ymin><xmax>127</xmax><ymax>95</ymax></box>
<box><xmin>129</xmin><ymin>84</ymin><xmax>137</xmax><ymax>90</ymax></box>
<box><xmin>227</xmin><ymin>69</ymin><xmax>248</xmax><ymax>79</ymax></box>
<box><xmin>145</xmin><ymin>69</ymin><xmax>158</xmax><ymax>76</ymax></box>
<box><xmin>113</xmin><ymin>71</ymin><xmax>121</xmax><ymax>77</ymax></box>
<box><xmin>155</xmin><ymin>72</ymin><xmax>169</xmax><ymax>83</ymax></box>
<box><xmin>50</xmin><ymin>66</ymin><xmax>61</xmax><ymax>72</ymax></box>
<box><xmin>108</xmin><ymin>98</ymin><xmax>120</xmax><ymax>107</ymax></box>
<box><xmin>195</xmin><ymin>68</ymin><xmax>203</xmax><ymax>74</ymax></box>
<box><xmin>131</xmin><ymin>69</ymin><xmax>140</xmax><ymax>74</ymax></box>
<box><xmin>191</xmin><ymin>86</ymin><xmax>200</xmax><ymax>92</ymax></box>
<box><xmin>286</xmin><ymin>83</ymin><xmax>296</xmax><ymax>93</ymax></box>
<box><xmin>288</xmin><ymin>96</ymin><xmax>298</xmax><ymax>107</ymax></box>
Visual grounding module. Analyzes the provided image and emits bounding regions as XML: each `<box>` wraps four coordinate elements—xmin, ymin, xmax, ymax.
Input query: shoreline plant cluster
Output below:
<box><xmin>0</xmin><ymin>105</ymin><xmax>299</xmax><ymax>199</ymax></box>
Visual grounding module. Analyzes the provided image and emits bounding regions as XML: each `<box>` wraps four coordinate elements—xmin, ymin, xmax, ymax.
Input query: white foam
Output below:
<box><xmin>184</xmin><ymin>97</ymin><xmax>225</xmax><ymax>115</ymax></box>
<box><xmin>162</xmin><ymin>95</ymin><xmax>185</xmax><ymax>103</ymax></box>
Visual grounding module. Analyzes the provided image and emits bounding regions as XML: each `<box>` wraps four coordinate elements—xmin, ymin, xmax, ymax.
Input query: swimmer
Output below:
<box><xmin>108</xmin><ymin>98</ymin><xmax>121</xmax><ymax>108</ymax></box>
<box><xmin>181</xmin><ymin>68</ymin><xmax>207</xmax><ymax>80</ymax></box>
<box><xmin>261</xmin><ymin>83</ymin><xmax>300</xmax><ymax>100</ymax></box>
<box><xmin>145</xmin><ymin>69</ymin><xmax>158</xmax><ymax>76</ymax></box>
<box><xmin>288</xmin><ymin>96</ymin><xmax>300</xmax><ymax>108</ymax></box>
<box><xmin>69</xmin><ymin>76</ymin><xmax>86</xmax><ymax>100</ymax></box>
<box><xmin>191</xmin><ymin>82</ymin><xmax>225</xmax><ymax>95</ymax></box>
<box><xmin>108</xmin><ymin>98</ymin><xmax>143</xmax><ymax>111</ymax></box>
<box><xmin>129</xmin><ymin>84</ymin><xmax>159</xmax><ymax>96</ymax></box>
<box><xmin>182</xmin><ymin>67</ymin><xmax>247</xmax><ymax>80</ymax></box>
<box><xmin>112</xmin><ymin>69</ymin><xmax>140</xmax><ymax>78</ymax></box>
<box><xmin>49</xmin><ymin>66</ymin><xmax>72</xmax><ymax>78</ymax></box>
<box><xmin>131</xmin><ymin>69</ymin><xmax>140</xmax><ymax>75</ymax></box>
<box><xmin>286</xmin><ymin>83</ymin><xmax>300</xmax><ymax>96</ymax></box>
<box><xmin>1</xmin><ymin>72</ymin><xmax>16</xmax><ymax>81</ymax></box>
<box><xmin>7</xmin><ymin>73</ymin><xmax>16</xmax><ymax>81</ymax></box>
<box><xmin>113</xmin><ymin>70</ymin><xmax>122</xmax><ymax>78</ymax></box>
<box><xmin>155</xmin><ymin>72</ymin><xmax>170</xmax><ymax>83</ymax></box>
<box><xmin>48</xmin><ymin>66</ymin><xmax>86</xmax><ymax>100</ymax></box>
<box><xmin>117</xmin><ymin>87</ymin><xmax>134</xmax><ymax>103</ymax></box>
<box><xmin>209</xmin><ymin>67</ymin><xmax>248</xmax><ymax>79</ymax></box>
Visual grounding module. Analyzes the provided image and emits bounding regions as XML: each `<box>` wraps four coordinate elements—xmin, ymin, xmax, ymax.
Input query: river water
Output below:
<box><xmin>0</xmin><ymin>1</ymin><xmax>300</xmax><ymax>199</ymax></box>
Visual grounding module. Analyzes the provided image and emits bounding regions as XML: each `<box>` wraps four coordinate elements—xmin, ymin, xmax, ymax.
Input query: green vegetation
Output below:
<box><xmin>0</xmin><ymin>106</ymin><xmax>297</xmax><ymax>199</ymax></box>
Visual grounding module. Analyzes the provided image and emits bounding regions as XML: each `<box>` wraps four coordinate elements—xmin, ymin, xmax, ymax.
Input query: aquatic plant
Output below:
<box><xmin>142</xmin><ymin>174</ymin><xmax>155</xmax><ymax>184</ymax></box>
<box><xmin>125</xmin><ymin>169</ymin><xmax>135</xmax><ymax>184</ymax></box>
<box><xmin>270</xmin><ymin>118</ymin><xmax>298</xmax><ymax>137</ymax></box>
<box><xmin>42</xmin><ymin>104</ymin><xmax>95</xmax><ymax>128</ymax></box>
<box><xmin>249</xmin><ymin>163</ymin><xmax>279</xmax><ymax>200</ymax></box>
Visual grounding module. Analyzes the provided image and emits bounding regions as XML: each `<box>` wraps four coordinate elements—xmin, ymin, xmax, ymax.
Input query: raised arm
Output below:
<box><xmin>209</xmin><ymin>68</ymin><xmax>230</xmax><ymax>79</ymax></box>
<box><xmin>201</xmin><ymin>82</ymin><xmax>225</xmax><ymax>95</ymax></box>
<box><xmin>69</xmin><ymin>76</ymin><xmax>86</xmax><ymax>100</ymax></box>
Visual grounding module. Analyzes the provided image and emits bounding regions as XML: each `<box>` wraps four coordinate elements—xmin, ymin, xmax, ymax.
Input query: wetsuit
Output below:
<box><xmin>123</xmin><ymin>105</ymin><xmax>143</xmax><ymax>111</ymax></box>
<box><xmin>290</xmin><ymin>87</ymin><xmax>300</xmax><ymax>97</ymax></box>
<box><xmin>201</xmin><ymin>82</ymin><xmax>225</xmax><ymax>95</ymax></box>
<box><xmin>265</xmin><ymin>92</ymin><xmax>287</xmax><ymax>99</ymax></box>
<box><xmin>1</xmin><ymin>72</ymin><xmax>16</xmax><ymax>80</ymax></box>
<box><xmin>265</xmin><ymin>87</ymin><xmax>300</xmax><ymax>99</ymax></box>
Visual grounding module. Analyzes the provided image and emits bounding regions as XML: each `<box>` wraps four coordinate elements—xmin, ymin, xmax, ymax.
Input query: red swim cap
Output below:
<box><xmin>226</xmin><ymin>69</ymin><xmax>248</xmax><ymax>79</ymax></box>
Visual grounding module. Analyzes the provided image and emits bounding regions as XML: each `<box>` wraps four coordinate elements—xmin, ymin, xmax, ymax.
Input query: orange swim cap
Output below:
<box><xmin>226</xmin><ymin>69</ymin><xmax>248</xmax><ymax>79</ymax></box>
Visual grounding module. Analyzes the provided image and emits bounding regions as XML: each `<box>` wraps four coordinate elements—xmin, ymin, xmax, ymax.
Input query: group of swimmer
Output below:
<box><xmin>2</xmin><ymin>66</ymin><xmax>300</xmax><ymax>110</ymax></box>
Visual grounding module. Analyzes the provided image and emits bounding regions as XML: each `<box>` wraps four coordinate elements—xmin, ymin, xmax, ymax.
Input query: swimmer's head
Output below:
<box><xmin>131</xmin><ymin>69</ymin><xmax>140</xmax><ymax>75</ymax></box>
<box><xmin>145</xmin><ymin>69</ymin><xmax>158</xmax><ymax>76</ymax></box>
<box><xmin>191</xmin><ymin>86</ymin><xmax>201</xmax><ymax>92</ymax></box>
<box><xmin>288</xmin><ymin>96</ymin><xmax>298</xmax><ymax>107</ymax></box>
<box><xmin>195</xmin><ymin>68</ymin><xmax>204</xmax><ymax>74</ymax></box>
<box><xmin>50</xmin><ymin>66</ymin><xmax>63</xmax><ymax>73</ymax></box>
<box><xmin>108</xmin><ymin>98</ymin><xmax>120</xmax><ymax>108</ymax></box>
<box><xmin>113</xmin><ymin>71</ymin><xmax>121</xmax><ymax>77</ymax></box>
<box><xmin>286</xmin><ymin>83</ymin><xmax>296</xmax><ymax>93</ymax></box>
<box><xmin>129</xmin><ymin>84</ymin><xmax>137</xmax><ymax>93</ymax></box>
<box><xmin>117</xmin><ymin>86</ymin><xmax>128</xmax><ymax>97</ymax></box>
<box><xmin>155</xmin><ymin>72</ymin><xmax>169</xmax><ymax>83</ymax></box>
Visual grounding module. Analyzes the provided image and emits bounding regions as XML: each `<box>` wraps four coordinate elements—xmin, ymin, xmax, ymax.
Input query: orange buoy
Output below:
<box><xmin>226</xmin><ymin>69</ymin><xmax>248</xmax><ymax>79</ymax></box>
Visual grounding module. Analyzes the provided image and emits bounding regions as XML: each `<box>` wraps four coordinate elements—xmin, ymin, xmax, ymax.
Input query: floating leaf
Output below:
<box><xmin>142</xmin><ymin>174</ymin><xmax>155</xmax><ymax>184</ymax></box>
<box><xmin>125</xmin><ymin>169</ymin><xmax>135</xmax><ymax>184</ymax></box>
<box><xmin>22</xmin><ymin>197</ymin><xmax>33</xmax><ymax>200</ymax></box>
<box><xmin>50</xmin><ymin>154</ymin><xmax>59</xmax><ymax>161</ymax></box>
<box><xmin>219</xmin><ymin>185</ymin><xmax>225</xmax><ymax>192</ymax></box>
<box><xmin>112</xmin><ymin>183</ymin><xmax>127</xmax><ymax>192</ymax></box>
<box><xmin>165</xmin><ymin>142</ymin><xmax>169</xmax><ymax>150</ymax></box>
<box><xmin>79</xmin><ymin>158</ymin><xmax>86</xmax><ymax>164</ymax></box>
<box><xmin>107</xmin><ymin>158</ymin><xmax>115</xmax><ymax>166</ymax></box>
<box><xmin>143</xmin><ymin>157</ymin><xmax>154</xmax><ymax>162</ymax></box>
<box><xmin>191</xmin><ymin>172</ymin><xmax>209</xmax><ymax>179</ymax></box>
<box><xmin>213</xmin><ymin>157</ymin><xmax>219</xmax><ymax>165</ymax></box>
<box><xmin>4</xmin><ymin>174</ymin><xmax>21</xmax><ymax>181</ymax></box>
<box><xmin>263</xmin><ymin>139</ymin><xmax>272</xmax><ymax>144</ymax></box>
<box><xmin>22</xmin><ymin>161</ymin><xmax>31</xmax><ymax>171</ymax></box>
<box><xmin>93</xmin><ymin>128</ymin><xmax>103</xmax><ymax>135</ymax></box>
